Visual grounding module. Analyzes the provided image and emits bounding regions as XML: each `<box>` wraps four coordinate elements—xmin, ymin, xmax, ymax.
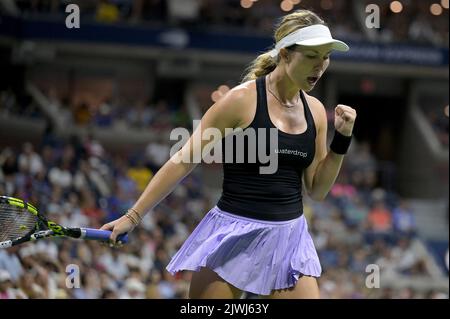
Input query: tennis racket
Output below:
<box><xmin>0</xmin><ymin>196</ymin><xmax>128</xmax><ymax>249</ymax></box>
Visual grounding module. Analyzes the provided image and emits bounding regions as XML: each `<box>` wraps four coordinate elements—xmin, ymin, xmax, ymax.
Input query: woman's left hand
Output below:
<box><xmin>334</xmin><ymin>104</ymin><xmax>357</xmax><ymax>136</ymax></box>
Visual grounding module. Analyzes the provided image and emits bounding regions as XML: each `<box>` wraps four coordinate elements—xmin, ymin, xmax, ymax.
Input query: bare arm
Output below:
<box><xmin>102</xmin><ymin>85</ymin><xmax>251</xmax><ymax>241</ymax></box>
<box><xmin>303</xmin><ymin>97</ymin><xmax>356</xmax><ymax>201</ymax></box>
<box><xmin>131</xmin><ymin>155</ymin><xmax>197</xmax><ymax>217</ymax></box>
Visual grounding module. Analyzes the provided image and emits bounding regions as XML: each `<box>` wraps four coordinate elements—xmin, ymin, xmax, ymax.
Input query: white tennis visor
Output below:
<box><xmin>269</xmin><ymin>24</ymin><xmax>350</xmax><ymax>58</ymax></box>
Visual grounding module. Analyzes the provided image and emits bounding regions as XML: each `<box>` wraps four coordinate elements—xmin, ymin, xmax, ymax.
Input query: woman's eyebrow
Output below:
<box><xmin>305</xmin><ymin>49</ymin><xmax>333</xmax><ymax>55</ymax></box>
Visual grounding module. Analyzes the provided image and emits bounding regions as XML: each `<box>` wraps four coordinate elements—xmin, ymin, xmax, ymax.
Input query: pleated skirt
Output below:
<box><xmin>166</xmin><ymin>205</ymin><xmax>322</xmax><ymax>296</ymax></box>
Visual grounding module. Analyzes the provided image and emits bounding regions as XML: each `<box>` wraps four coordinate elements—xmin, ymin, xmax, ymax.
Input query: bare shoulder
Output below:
<box><xmin>224</xmin><ymin>80</ymin><xmax>256</xmax><ymax>106</ymax></box>
<box><xmin>303</xmin><ymin>92</ymin><xmax>326</xmax><ymax>114</ymax></box>
<box><xmin>215</xmin><ymin>80</ymin><xmax>257</xmax><ymax>128</ymax></box>
<box><xmin>303</xmin><ymin>92</ymin><xmax>327</xmax><ymax>128</ymax></box>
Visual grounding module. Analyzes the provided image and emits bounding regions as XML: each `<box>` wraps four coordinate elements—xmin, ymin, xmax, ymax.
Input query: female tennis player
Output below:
<box><xmin>101</xmin><ymin>9</ymin><xmax>356</xmax><ymax>299</ymax></box>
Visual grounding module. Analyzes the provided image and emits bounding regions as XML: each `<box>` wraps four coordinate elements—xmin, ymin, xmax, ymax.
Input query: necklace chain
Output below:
<box><xmin>267</xmin><ymin>73</ymin><xmax>299</xmax><ymax>108</ymax></box>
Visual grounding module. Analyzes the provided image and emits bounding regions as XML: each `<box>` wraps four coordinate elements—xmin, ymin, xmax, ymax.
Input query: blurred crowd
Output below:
<box><xmin>0</xmin><ymin>88</ymin><xmax>42</xmax><ymax>120</ymax></box>
<box><xmin>57</xmin><ymin>94</ymin><xmax>190</xmax><ymax>131</ymax></box>
<box><xmin>0</xmin><ymin>87</ymin><xmax>190</xmax><ymax>132</ymax></box>
<box><xmin>7</xmin><ymin>0</ymin><xmax>448</xmax><ymax>47</ymax></box>
<box><xmin>364</xmin><ymin>0</ymin><xmax>449</xmax><ymax>47</ymax></box>
<box><xmin>0</xmin><ymin>136</ymin><xmax>209</xmax><ymax>299</ymax></box>
<box><xmin>0</xmin><ymin>131</ymin><xmax>448</xmax><ymax>299</ymax></box>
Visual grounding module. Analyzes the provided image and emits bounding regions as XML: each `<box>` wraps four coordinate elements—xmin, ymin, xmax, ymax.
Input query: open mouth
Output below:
<box><xmin>307</xmin><ymin>76</ymin><xmax>319</xmax><ymax>85</ymax></box>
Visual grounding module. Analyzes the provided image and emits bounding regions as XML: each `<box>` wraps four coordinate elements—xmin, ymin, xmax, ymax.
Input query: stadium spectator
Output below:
<box><xmin>18</xmin><ymin>142</ymin><xmax>44</xmax><ymax>176</ymax></box>
<box><xmin>392</xmin><ymin>200</ymin><xmax>417</xmax><ymax>237</ymax></box>
<box><xmin>0</xmin><ymin>140</ymin><xmax>447</xmax><ymax>298</ymax></box>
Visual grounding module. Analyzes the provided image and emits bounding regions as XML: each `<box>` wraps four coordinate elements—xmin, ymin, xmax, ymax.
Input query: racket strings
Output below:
<box><xmin>0</xmin><ymin>203</ymin><xmax>37</xmax><ymax>241</ymax></box>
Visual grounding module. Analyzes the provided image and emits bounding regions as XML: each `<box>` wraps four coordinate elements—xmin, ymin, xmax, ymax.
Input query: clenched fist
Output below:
<box><xmin>334</xmin><ymin>104</ymin><xmax>357</xmax><ymax>137</ymax></box>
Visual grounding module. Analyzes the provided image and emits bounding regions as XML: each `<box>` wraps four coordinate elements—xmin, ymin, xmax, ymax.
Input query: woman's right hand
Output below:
<box><xmin>100</xmin><ymin>215</ymin><xmax>135</xmax><ymax>244</ymax></box>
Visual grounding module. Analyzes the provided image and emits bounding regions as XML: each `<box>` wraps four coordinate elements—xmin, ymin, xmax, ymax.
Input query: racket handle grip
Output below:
<box><xmin>81</xmin><ymin>228</ymin><xmax>129</xmax><ymax>243</ymax></box>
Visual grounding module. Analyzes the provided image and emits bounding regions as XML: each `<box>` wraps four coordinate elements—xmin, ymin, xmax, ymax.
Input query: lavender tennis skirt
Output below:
<box><xmin>166</xmin><ymin>206</ymin><xmax>322</xmax><ymax>296</ymax></box>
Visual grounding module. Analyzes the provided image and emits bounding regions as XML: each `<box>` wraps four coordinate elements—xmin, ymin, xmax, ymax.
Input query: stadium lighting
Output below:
<box><xmin>289</xmin><ymin>0</ymin><xmax>301</xmax><ymax>4</ymax></box>
<box><xmin>240</xmin><ymin>0</ymin><xmax>253</xmax><ymax>9</ymax></box>
<box><xmin>390</xmin><ymin>1</ymin><xmax>403</xmax><ymax>13</ymax></box>
<box><xmin>430</xmin><ymin>3</ymin><xmax>443</xmax><ymax>15</ymax></box>
<box><xmin>280</xmin><ymin>0</ymin><xmax>294</xmax><ymax>12</ymax></box>
<box><xmin>444</xmin><ymin>105</ymin><xmax>449</xmax><ymax>117</ymax></box>
<box><xmin>441</xmin><ymin>0</ymin><xmax>449</xmax><ymax>9</ymax></box>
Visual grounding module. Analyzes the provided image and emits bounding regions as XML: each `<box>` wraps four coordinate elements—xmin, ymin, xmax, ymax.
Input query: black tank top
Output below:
<box><xmin>216</xmin><ymin>76</ymin><xmax>317</xmax><ymax>221</ymax></box>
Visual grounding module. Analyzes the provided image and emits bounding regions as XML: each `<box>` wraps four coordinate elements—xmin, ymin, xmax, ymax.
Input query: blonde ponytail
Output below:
<box><xmin>241</xmin><ymin>9</ymin><xmax>325</xmax><ymax>84</ymax></box>
<box><xmin>241</xmin><ymin>52</ymin><xmax>277</xmax><ymax>83</ymax></box>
